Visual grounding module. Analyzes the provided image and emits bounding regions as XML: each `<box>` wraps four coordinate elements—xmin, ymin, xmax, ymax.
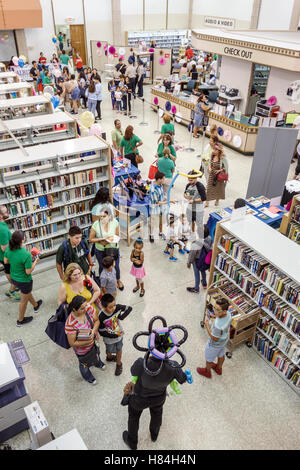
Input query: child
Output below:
<box><xmin>98</xmin><ymin>294</ymin><xmax>133</xmax><ymax>376</ymax></box>
<box><xmin>178</xmin><ymin>213</ymin><xmax>191</xmax><ymax>253</ymax></box>
<box><xmin>108</xmin><ymin>80</ymin><xmax>116</xmax><ymax>109</ymax></box>
<box><xmin>164</xmin><ymin>214</ymin><xmax>184</xmax><ymax>261</ymax></box>
<box><xmin>85</xmin><ymin>80</ymin><xmax>98</xmax><ymax>116</ymax></box>
<box><xmin>115</xmin><ymin>86</ymin><xmax>122</xmax><ymax>113</ymax></box>
<box><xmin>100</xmin><ymin>256</ymin><xmax>117</xmax><ymax>298</ymax></box>
<box><xmin>130</xmin><ymin>238</ymin><xmax>145</xmax><ymax>297</ymax></box>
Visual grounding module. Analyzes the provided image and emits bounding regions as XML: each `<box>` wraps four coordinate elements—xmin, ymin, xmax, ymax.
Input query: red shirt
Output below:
<box><xmin>185</xmin><ymin>48</ymin><xmax>193</xmax><ymax>60</ymax></box>
<box><xmin>39</xmin><ymin>56</ymin><xmax>47</xmax><ymax>64</ymax></box>
<box><xmin>75</xmin><ymin>57</ymin><xmax>83</xmax><ymax>69</ymax></box>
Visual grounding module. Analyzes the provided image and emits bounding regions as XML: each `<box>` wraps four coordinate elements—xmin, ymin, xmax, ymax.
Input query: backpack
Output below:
<box><xmin>45</xmin><ymin>302</ymin><xmax>70</xmax><ymax>349</ymax></box>
<box><xmin>62</xmin><ymin>239</ymin><xmax>89</xmax><ymax>271</ymax></box>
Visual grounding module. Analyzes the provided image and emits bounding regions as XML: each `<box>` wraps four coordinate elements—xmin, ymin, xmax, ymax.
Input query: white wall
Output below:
<box><xmin>120</xmin><ymin>0</ymin><xmax>143</xmax><ymax>43</ymax></box>
<box><xmin>257</xmin><ymin>0</ymin><xmax>294</xmax><ymax>30</ymax></box>
<box><xmin>192</xmin><ymin>0</ymin><xmax>254</xmax><ymax>29</ymax></box>
<box><xmin>84</xmin><ymin>0</ymin><xmax>113</xmax><ymax>64</ymax></box>
<box><xmin>167</xmin><ymin>0</ymin><xmax>189</xmax><ymax>30</ymax></box>
<box><xmin>266</xmin><ymin>67</ymin><xmax>300</xmax><ymax>113</ymax></box>
<box><xmin>52</xmin><ymin>0</ymin><xmax>84</xmax><ymax>25</ymax></box>
<box><xmin>219</xmin><ymin>56</ymin><xmax>253</xmax><ymax>114</ymax></box>
<box><xmin>145</xmin><ymin>0</ymin><xmax>167</xmax><ymax>30</ymax></box>
<box><xmin>24</xmin><ymin>0</ymin><xmax>56</xmax><ymax>63</ymax></box>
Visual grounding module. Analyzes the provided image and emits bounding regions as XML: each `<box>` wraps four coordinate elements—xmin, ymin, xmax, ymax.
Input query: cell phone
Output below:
<box><xmin>32</xmin><ymin>255</ymin><xmax>40</xmax><ymax>262</ymax></box>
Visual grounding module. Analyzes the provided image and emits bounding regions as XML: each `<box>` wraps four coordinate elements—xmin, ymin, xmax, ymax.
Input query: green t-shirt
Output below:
<box><xmin>157</xmin><ymin>157</ymin><xmax>175</xmax><ymax>179</ymax></box>
<box><xmin>56</xmin><ymin>239</ymin><xmax>90</xmax><ymax>274</ymax></box>
<box><xmin>60</xmin><ymin>54</ymin><xmax>69</xmax><ymax>65</ymax></box>
<box><xmin>91</xmin><ymin>218</ymin><xmax>119</xmax><ymax>251</ymax></box>
<box><xmin>157</xmin><ymin>142</ymin><xmax>176</xmax><ymax>159</ymax></box>
<box><xmin>161</xmin><ymin>123</ymin><xmax>175</xmax><ymax>135</ymax></box>
<box><xmin>0</xmin><ymin>222</ymin><xmax>11</xmax><ymax>262</ymax></box>
<box><xmin>58</xmin><ymin>34</ymin><xmax>63</xmax><ymax>44</ymax></box>
<box><xmin>4</xmin><ymin>247</ymin><xmax>32</xmax><ymax>282</ymax></box>
<box><xmin>120</xmin><ymin>135</ymin><xmax>141</xmax><ymax>156</ymax></box>
<box><xmin>111</xmin><ymin>128</ymin><xmax>123</xmax><ymax>150</ymax></box>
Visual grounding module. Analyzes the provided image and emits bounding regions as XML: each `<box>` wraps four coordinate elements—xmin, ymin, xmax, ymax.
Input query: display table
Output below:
<box><xmin>151</xmin><ymin>88</ymin><xmax>258</xmax><ymax>155</ymax></box>
<box><xmin>113</xmin><ymin>163</ymin><xmax>140</xmax><ymax>186</ymax></box>
<box><xmin>207</xmin><ymin>201</ymin><xmax>286</xmax><ymax>240</ymax></box>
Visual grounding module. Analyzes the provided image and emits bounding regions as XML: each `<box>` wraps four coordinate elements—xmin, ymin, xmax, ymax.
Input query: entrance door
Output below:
<box><xmin>69</xmin><ymin>24</ymin><xmax>87</xmax><ymax>66</ymax></box>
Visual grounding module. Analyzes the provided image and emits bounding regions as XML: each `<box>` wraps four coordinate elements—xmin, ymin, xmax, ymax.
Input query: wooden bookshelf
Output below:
<box><xmin>207</xmin><ymin>215</ymin><xmax>300</xmax><ymax>395</ymax></box>
<box><xmin>0</xmin><ymin>72</ymin><xmax>19</xmax><ymax>83</ymax></box>
<box><xmin>280</xmin><ymin>194</ymin><xmax>300</xmax><ymax>245</ymax></box>
<box><xmin>0</xmin><ymin>82</ymin><xmax>33</xmax><ymax>98</ymax></box>
<box><xmin>0</xmin><ymin>96</ymin><xmax>53</xmax><ymax>120</ymax></box>
<box><xmin>0</xmin><ymin>136</ymin><xmax>112</xmax><ymax>269</ymax></box>
<box><xmin>0</xmin><ymin>112</ymin><xmax>77</xmax><ymax>150</ymax></box>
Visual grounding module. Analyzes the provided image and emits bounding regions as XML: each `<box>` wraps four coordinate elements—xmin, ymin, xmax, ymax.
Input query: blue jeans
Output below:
<box><xmin>78</xmin><ymin>346</ymin><xmax>105</xmax><ymax>382</ymax></box>
<box><xmin>88</xmin><ymin>99</ymin><xmax>97</xmax><ymax>115</ymax></box>
<box><xmin>95</xmin><ymin>247</ymin><xmax>121</xmax><ymax>280</ymax></box>
<box><xmin>192</xmin><ymin>262</ymin><xmax>207</xmax><ymax>290</ymax></box>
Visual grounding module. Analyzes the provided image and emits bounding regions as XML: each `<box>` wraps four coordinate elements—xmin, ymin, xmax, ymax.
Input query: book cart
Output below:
<box><xmin>203</xmin><ymin>216</ymin><xmax>300</xmax><ymax>395</ymax></box>
<box><xmin>0</xmin><ymin>82</ymin><xmax>33</xmax><ymax>98</ymax></box>
<box><xmin>0</xmin><ymin>72</ymin><xmax>19</xmax><ymax>84</ymax></box>
<box><xmin>0</xmin><ymin>112</ymin><xmax>77</xmax><ymax>150</ymax></box>
<box><xmin>279</xmin><ymin>194</ymin><xmax>300</xmax><ymax>245</ymax></box>
<box><xmin>0</xmin><ymin>136</ymin><xmax>111</xmax><ymax>273</ymax></box>
<box><xmin>0</xmin><ymin>96</ymin><xmax>53</xmax><ymax>120</ymax></box>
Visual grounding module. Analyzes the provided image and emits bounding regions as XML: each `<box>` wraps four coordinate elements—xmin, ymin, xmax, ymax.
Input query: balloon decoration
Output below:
<box><xmin>12</xmin><ymin>56</ymin><xmax>19</xmax><ymax>66</ymax></box>
<box><xmin>51</xmin><ymin>95</ymin><xmax>60</xmax><ymax>109</ymax></box>
<box><xmin>54</xmin><ymin>68</ymin><xmax>61</xmax><ymax>78</ymax></box>
<box><xmin>154</xmin><ymin>97</ymin><xmax>158</xmax><ymax>106</ymax></box>
<box><xmin>119</xmin><ymin>55</ymin><xmax>124</xmax><ymax>61</ymax></box>
<box><xmin>171</xmin><ymin>105</ymin><xmax>177</xmax><ymax>114</ymax></box>
<box><xmin>44</xmin><ymin>86</ymin><xmax>54</xmax><ymax>96</ymax></box>
<box><xmin>119</xmin><ymin>47</ymin><xmax>125</xmax><ymax>56</ymax></box>
<box><xmin>18</xmin><ymin>59</ymin><xmax>24</xmax><ymax>68</ymax></box>
<box><xmin>96</xmin><ymin>49</ymin><xmax>102</xmax><ymax>57</ymax></box>
<box><xmin>19</xmin><ymin>55</ymin><xmax>27</xmax><ymax>63</ymax></box>
<box><xmin>159</xmin><ymin>57</ymin><xmax>166</xmax><ymax>65</ymax></box>
<box><xmin>109</xmin><ymin>46</ymin><xmax>116</xmax><ymax>55</ymax></box>
<box><xmin>0</xmin><ymin>38</ymin><xmax>5</xmax><ymax>43</ymax></box>
<box><xmin>79</xmin><ymin>111</ymin><xmax>95</xmax><ymax>128</ymax></box>
<box><xmin>89</xmin><ymin>123</ymin><xmax>102</xmax><ymax>137</ymax></box>
<box><xmin>103</xmin><ymin>44</ymin><xmax>108</xmax><ymax>51</ymax></box>
<box><xmin>149</xmin><ymin>48</ymin><xmax>154</xmax><ymax>53</ymax></box>
<box><xmin>97</xmin><ymin>41</ymin><xmax>102</xmax><ymax>48</ymax></box>
<box><xmin>52</xmin><ymin>36</ymin><xmax>57</xmax><ymax>44</ymax></box>
<box><xmin>3</xmin><ymin>34</ymin><xmax>8</xmax><ymax>40</ymax></box>
<box><xmin>165</xmin><ymin>101</ymin><xmax>171</xmax><ymax>112</ymax></box>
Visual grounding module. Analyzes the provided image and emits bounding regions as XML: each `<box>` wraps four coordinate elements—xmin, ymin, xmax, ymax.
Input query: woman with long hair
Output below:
<box><xmin>119</xmin><ymin>125</ymin><xmax>143</xmax><ymax>168</ymax></box>
<box><xmin>90</xmin><ymin>186</ymin><xmax>114</xmax><ymax>222</ymax></box>
<box><xmin>156</xmin><ymin>133</ymin><xmax>176</xmax><ymax>162</ymax></box>
<box><xmin>4</xmin><ymin>231</ymin><xmax>42</xmax><ymax>326</ymax></box>
<box><xmin>205</xmin><ymin>147</ymin><xmax>227</xmax><ymax>207</ymax></box>
<box><xmin>85</xmin><ymin>80</ymin><xmax>97</xmax><ymax>116</ymax></box>
<box><xmin>193</xmin><ymin>93</ymin><xmax>211</xmax><ymax>138</ymax></box>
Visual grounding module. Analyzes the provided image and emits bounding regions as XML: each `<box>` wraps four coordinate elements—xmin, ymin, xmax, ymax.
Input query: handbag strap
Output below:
<box><xmin>128</xmin><ymin>139</ymin><xmax>137</xmax><ymax>155</ymax></box>
<box><xmin>85</xmin><ymin>309</ymin><xmax>94</xmax><ymax>329</ymax></box>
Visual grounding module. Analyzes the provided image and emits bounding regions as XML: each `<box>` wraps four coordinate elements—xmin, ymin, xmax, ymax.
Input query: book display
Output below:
<box><xmin>208</xmin><ymin>216</ymin><xmax>300</xmax><ymax>394</ymax></box>
<box><xmin>0</xmin><ymin>82</ymin><xmax>33</xmax><ymax>99</ymax></box>
<box><xmin>0</xmin><ymin>112</ymin><xmax>77</xmax><ymax>150</ymax></box>
<box><xmin>0</xmin><ymin>96</ymin><xmax>53</xmax><ymax>120</ymax></box>
<box><xmin>127</xmin><ymin>30</ymin><xmax>187</xmax><ymax>57</ymax></box>
<box><xmin>280</xmin><ymin>195</ymin><xmax>300</xmax><ymax>245</ymax></box>
<box><xmin>0</xmin><ymin>136</ymin><xmax>111</xmax><ymax>262</ymax></box>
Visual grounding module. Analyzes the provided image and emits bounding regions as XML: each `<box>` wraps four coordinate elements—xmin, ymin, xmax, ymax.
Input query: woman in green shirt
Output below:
<box><xmin>4</xmin><ymin>231</ymin><xmax>42</xmax><ymax>326</ymax></box>
<box><xmin>119</xmin><ymin>125</ymin><xmax>143</xmax><ymax>168</ymax></box>
<box><xmin>89</xmin><ymin>208</ymin><xmax>124</xmax><ymax>290</ymax></box>
<box><xmin>158</xmin><ymin>114</ymin><xmax>175</xmax><ymax>144</ymax></box>
<box><xmin>60</xmin><ymin>50</ymin><xmax>70</xmax><ymax>68</ymax></box>
<box><xmin>156</xmin><ymin>134</ymin><xmax>176</xmax><ymax>163</ymax></box>
<box><xmin>111</xmin><ymin>119</ymin><xmax>123</xmax><ymax>153</ymax></box>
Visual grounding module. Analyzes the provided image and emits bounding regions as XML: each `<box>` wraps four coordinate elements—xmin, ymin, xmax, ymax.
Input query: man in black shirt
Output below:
<box><xmin>184</xmin><ymin>170</ymin><xmax>206</xmax><ymax>234</ymax></box>
<box><xmin>30</xmin><ymin>61</ymin><xmax>39</xmax><ymax>90</ymax></box>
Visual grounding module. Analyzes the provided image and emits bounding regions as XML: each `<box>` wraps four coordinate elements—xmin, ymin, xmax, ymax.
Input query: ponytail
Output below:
<box><xmin>9</xmin><ymin>230</ymin><xmax>24</xmax><ymax>251</ymax></box>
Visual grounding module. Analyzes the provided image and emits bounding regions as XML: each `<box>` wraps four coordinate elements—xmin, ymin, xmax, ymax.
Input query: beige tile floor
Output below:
<box><xmin>2</xmin><ymin>85</ymin><xmax>300</xmax><ymax>450</ymax></box>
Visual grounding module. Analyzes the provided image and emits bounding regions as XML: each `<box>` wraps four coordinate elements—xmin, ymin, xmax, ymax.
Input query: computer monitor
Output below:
<box><xmin>285</xmin><ymin>113</ymin><xmax>299</xmax><ymax>125</ymax></box>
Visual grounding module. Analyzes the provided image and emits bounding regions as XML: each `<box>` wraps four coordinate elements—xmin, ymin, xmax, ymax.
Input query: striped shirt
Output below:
<box><xmin>149</xmin><ymin>183</ymin><xmax>165</xmax><ymax>215</ymax></box>
<box><xmin>65</xmin><ymin>304</ymin><xmax>95</xmax><ymax>355</ymax></box>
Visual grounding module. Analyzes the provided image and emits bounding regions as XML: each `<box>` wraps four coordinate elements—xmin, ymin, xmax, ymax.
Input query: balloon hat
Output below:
<box><xmin>132</xmin><ymin>316</ymin><xmax>188</xmax><ymax>376</ymax></box>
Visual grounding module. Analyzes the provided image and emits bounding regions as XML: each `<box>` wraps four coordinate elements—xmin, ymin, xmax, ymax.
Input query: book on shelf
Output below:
<box><xmin>293</xmin><ymin>204</ymin><xmax>300</xmax><ymax>223</ymax></box>
<box><xmin>258</xmin><ymin>315</ymin><xmax>300</xmax><ymax>363</ymax></box>
<box><xmin>287</xmin><ymin>222</ymin><xmax>300</xmax><ymax>244</ymax></box>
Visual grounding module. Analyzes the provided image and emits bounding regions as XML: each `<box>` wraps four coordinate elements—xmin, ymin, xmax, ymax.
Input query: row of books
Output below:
<box><xmin>11</xmin><ymin>211</ymin><xmax>52</xmax><ymax>230</ymax></box>
<box><xmin>206</xmin><ymin>291</ymin><xmax>237</xmax><ymax>319</ymax></box>
<box><xmin>287</xmin><ymin>222</ymin><xmax>300</xmax><ymax>244</ymax></box>
<box><xmin>218</xmin><ymin>283</ymin><xmax>258</xmax><ymax>315</ymax></box>
<box><xmin>62</xmin><ymin>185</ymin><xmax>96</xmax><ymax>202</ymax></box>
<box><xmin>219</xmin><ymin>234</ymin><xmax>300</xmax><ymax>309</ymax></box>
<box><xmin>215</xmin><ymin>254</ymin><xmax>300</xmax><ymax>337</ymax></box>
<box><xmin>69</xmin><ymin>215</ymin><xmax>91</xmax><ymax>228</ymax></box>
<box><xmin>292</xmin><ymin>204</ymin><xmax>300</xmax><ymax>223</ymax></box>
<box><xmin>258</xmin><ymin>316</ymin><xmax>300</xmax><ymax>364</ymax></box>
<box><xmin>4</xmin><ymin>170</ymin><xmax>100</xmax><ymax>202</ymax></box>
<box><xmin>8</xmin><ymin>195</ymin><xmax>54</xmax><ymax>216</ymax></box>
<box><xmin>26</xmin><ymin>239</ymin><xmax>53</xmax><ymax>254</ymax></box>
<box><xmin>25</xmin><ymin>224</ymin><xmax>58</xmax><ymax>241</ymax></box>
<box><xmin>254</xmin><ymin>332</ymin><xmax>300</xmax><ymax>388</ymax></box>
<box><xmin>64</xmin><ymin>202</ymin><xmax>90</xmax><ymax>217</ymax></box>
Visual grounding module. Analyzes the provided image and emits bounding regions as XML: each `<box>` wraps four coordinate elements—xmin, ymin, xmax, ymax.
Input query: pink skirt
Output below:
<box><xmin>130</xmin><ymin>264</ymin><xmax>146</xmax><ymax>279</ymax></box>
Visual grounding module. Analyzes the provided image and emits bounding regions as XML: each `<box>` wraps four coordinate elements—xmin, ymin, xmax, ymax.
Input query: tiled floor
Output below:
<box><xmin>2</xmin><ymin>85</ymin><xmax>299</xmax><ymax>450</ymax></box>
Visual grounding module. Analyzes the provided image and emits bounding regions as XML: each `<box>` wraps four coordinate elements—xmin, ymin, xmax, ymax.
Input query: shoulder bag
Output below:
<box><xmin>217</xmin><ymin>163</ymin><xmax>229</xmax><ymax>182</ymax></box>
<box><xmin>129</xmin><ymin>139</ymin><xmax>144</xmax><ymax>164</ymax></box>
<box><xmin>45</xmin><ymin>302</ymin><xmax>70</xmax><ymax>349</ymax></box>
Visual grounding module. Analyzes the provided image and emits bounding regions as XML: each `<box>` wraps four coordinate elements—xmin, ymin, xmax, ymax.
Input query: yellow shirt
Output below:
<box><xmin>63</xmin><ymin>278</ymin><xmax>99</xmax><ymax>311</ymax></box>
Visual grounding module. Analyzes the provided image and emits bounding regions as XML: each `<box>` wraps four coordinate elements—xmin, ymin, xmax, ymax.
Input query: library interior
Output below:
<box><xmin>0</xmin><ymin>0</ymin><xmax>300</xmax><ymax>452</ymax></box>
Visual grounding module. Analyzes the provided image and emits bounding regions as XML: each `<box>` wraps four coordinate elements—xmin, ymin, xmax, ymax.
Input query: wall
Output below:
<box><xmin>265</xmin><ymin>67</ymin><xmax>300</xmax><ymax>113</ymax></box>
<box><xmin>52</xmin><ymin>0</ymin><xmax>83</xmax><ymax>25</ymax></box>
<box><xmin>84</xmin><ymin>0</ymin><xmax>113</xmax><ymax>64</ymax></box>
<box><xmin>145</xmin><ymin>0</ymin><xmax>167</xmax><ymax>30</ymax></box>
<box><xmin>24</xmin><ymin>0</ymin><xmax>56</xmax><ymax>63</ymax></box>
<box><xmin>218</xmin><ymin>55</ymin><xmax>253</xmax><ymax>114</ymax></box>
<box><xmin>257</xmin><ymin>0</ymin><xmax>294</xmax><ymax>30</ymax></box>
<box><xmin>167</xmin><ymin>0</ymin><xmax>190</xmax><ymax>30</ymax></box>
<box><xmin>0</xmin><ymin>30</ymin><xmax>18</xmax><ymax>62</ymax></box>
<box><xmin>120</xmin><ymin>0</ymin><xmax>143</xmax><ymax>44</ymax></box>
<box><xmin>191</xmin><ymin>0</ymin><xmax>254</xmax><ymax>30</ymax></box>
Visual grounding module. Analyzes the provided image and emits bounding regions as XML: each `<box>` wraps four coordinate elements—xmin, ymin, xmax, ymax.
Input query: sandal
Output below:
<box><xmin>133</xmin><ymin>286</ymin><xmax>140</xmax><ymax>293</ymax></box>
<box><xmin>140</xmin><ymin>289</ymin><xmax>145</xmax><ymax>297</ymax></box>
<box><xmin>115</xmin><ymin>363</ymin><xmax>123</xmax><ymax>376</ymax></box>
<box><xmin>117</xmin><ymin>282</ymin><xmax>124</xmax><ymax>291</ymax></box>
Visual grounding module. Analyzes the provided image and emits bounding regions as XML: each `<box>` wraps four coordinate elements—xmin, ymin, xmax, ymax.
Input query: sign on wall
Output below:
<box><xmin>204</xmin><ymin>16</ymin><xmax>235</xmax><ymax>29</ymax></box>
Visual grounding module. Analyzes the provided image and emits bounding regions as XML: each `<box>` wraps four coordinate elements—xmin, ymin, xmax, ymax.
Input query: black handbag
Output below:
<box><xmin>45</xmin><ymin>302</ymin><xmax>70</xmax><ymax>349</ymax></box>
<box><xmin>203</xmin><ymin>115</ymin><xmax>209</xmax><ymax>127</ymax></box>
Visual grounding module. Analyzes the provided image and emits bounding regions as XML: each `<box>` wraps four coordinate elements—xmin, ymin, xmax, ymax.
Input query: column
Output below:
<box><xmin>250</xmin><ymin>0</ymin><xmax>262</xmax><ymax>29</ymax></box>
<box><xmin>112</xmin><ymin>0</ymin><xmax>122</xmax><ymax>45</ymax></box>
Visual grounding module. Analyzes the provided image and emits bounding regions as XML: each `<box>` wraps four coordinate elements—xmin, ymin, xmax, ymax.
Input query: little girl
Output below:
<box><xmin>130</xmin><ymin>238</ymin><xmax>145</xmax><ymax>297</ymax></box>
<box><xmin>115</xmin><ymin>86</ymin><xmax>122</xmax><ymax>113</ymax></box>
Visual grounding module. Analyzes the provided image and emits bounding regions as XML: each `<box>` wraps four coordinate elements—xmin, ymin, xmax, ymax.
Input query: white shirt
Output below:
<box><xmin>210</xmin><ymin>60</ymin><xmax>217</xmax><ymax>75</ymax></box>
<box><xmin>293</xmin><ymin>116</ymin><xmax>300</xmax><ymax>128</ymax></box>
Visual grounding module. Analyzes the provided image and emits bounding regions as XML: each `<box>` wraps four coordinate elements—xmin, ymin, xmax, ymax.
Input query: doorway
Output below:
<box><xmin>69</xmin><ymin>24</ymin><xmax>87</xmax><ymax>66</ymax></box>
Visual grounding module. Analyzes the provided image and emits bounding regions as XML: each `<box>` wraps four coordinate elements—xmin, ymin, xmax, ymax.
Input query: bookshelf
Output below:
<box><xmin>0</xmin><ymin>136</ymin><xmax>111</xmax><ymax>273</ymax></box>
<box><xmin>0</xmin><ymin>72</ymin><xmax>19</xmax><ymax>84</ymax></box>
<box><xmin>208</xmin><ymin>215</ymin><xmax>300</xmax><ymax>395</ymax></box>
<box><xmin>280</xmin><ymin>194</ymin><xmax>300</xmax><ymax>245</ymax></box>
<box><xmin>0</xmin><ymin>112</ymin><xmax>77</xmax><ymax>150</ymax></box>
<box><xmin>0</xmin><ymin>82</ymin><xmax>33</xmax><ymax>98</ymax></box>
<box><xmin>0</xmin><ymin>96</ymin><xmax>53</xmax><ymax>120</ymax></box>
<box><xmin>127</xmin><ymin>30</ymin><xmax>187</xmax><ymax>57</ymax></box>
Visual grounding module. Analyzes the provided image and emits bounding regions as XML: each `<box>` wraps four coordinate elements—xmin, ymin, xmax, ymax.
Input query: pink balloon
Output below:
<box><xmin>109</xmin><ymin>46</ymin><xmax>115</xmax><ymax>55</ymax></box>
<box><xmin>89</xmin><ymin>123</ymin><xmax>102</xmax><ymax>136</ymax></box>
<box><xmin>154</xmin><ymin>97</ymin><xmax>158</xmax><ymax>105</ymax></box>
<box><xmin>159</xmin><ymin>57</ymin><xmax>166</xmax><ymax>65</ymax></box>
<box><xmin>149</xmin><ymin>48</ymin><xmax>154</xmax><ymax>53</ymax></box>
<box><xmin>103</xmin><ymin>44</ymin><xmax>108</xmax><ymax>51</ymax></box>
<box><xmin>119</xmin><ymin>55</ymin><xmax>124</xmax><ymax>61</ymax></box>
<box><xmin>0</xmin><ymin>38</ymin><xmax>5</xmax><ymax>43</ymax></box>
<box><xmin>13</xmin><ymin>56</ymin><xmax>19</xmax><ymax>65</ymax></box>
<box><xmin>171</xmin><ymin>105</ymin><xmax>177</xmax><ymax>114</ymax></box>
<box><xmin>97</xmin><ymin>41</ymin><xmax>101</xmax><ymax>48</ymax></box>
